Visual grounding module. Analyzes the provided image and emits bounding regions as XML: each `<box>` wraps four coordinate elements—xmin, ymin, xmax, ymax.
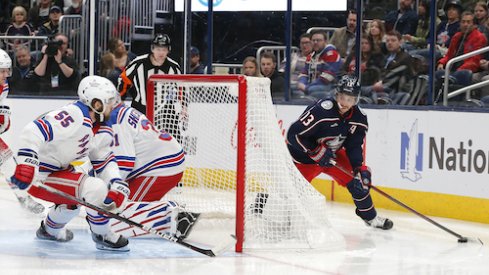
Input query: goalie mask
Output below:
<box><xmin>0</xmin><ymin>49</ymin><xmax>12</xmax><ymax>77</ymax></box>
<box><xmin>77</xmin><ymin>75</ymin><xmax>118</xmax><ymax>122</ymax></box>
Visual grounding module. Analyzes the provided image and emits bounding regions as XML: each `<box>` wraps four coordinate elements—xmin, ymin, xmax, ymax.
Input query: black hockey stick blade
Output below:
<box><xmin>32</xmin><ymin>182</ymin><xmax>219</xmax><ymax>256</ymax></box>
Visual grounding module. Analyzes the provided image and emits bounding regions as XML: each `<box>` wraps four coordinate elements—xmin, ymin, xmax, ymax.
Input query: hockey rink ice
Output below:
<box><xmin>0</xmin><ymin>184</ymin><xmax>488</xmax><ymax>275</ymax></box>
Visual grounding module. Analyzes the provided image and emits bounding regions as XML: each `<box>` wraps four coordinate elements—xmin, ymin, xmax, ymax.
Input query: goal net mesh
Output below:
<box><xmin>147</xmin><ymin>75</ymin><xmax>342</xmax><ymax>250</ymax></box>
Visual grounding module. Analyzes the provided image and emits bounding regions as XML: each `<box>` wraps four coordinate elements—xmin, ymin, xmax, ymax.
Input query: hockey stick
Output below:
<box><xmin>0</xmin><ymin>138</ymin><xmax>45</xmax><ymax>214</ymax></box>
<box><xmin>30</xmin><ymin>181</ymin><xmax>233</xmax><ymax>257</ymax></box>
<box><xmin>330</xmin><ymin>160</ymin><xmax>483</xmax><ymax>245</ymax></box>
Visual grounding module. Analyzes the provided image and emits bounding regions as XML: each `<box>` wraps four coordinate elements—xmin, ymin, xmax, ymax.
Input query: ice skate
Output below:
<box><xmin>91</xmin><ymin>230</ymin><xmax>129</xmax><ymax>252</ymax></box>
<box><xmin>36</xmin><ymin>221</ymin><xmax>73</xmax><ymax>242</ymax></box>
<box><xmin>175</xmin><ymin>211</ymin><xmax>200</xmax><ymax>240</ymax></box>
<box><xmin>364</xmin><ymin>215</ymin><xmax>394</xmax><ymax>230</ymax></box>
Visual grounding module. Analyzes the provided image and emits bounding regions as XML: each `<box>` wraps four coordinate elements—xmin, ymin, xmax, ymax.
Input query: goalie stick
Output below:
<box><xmin>0</xmin><ymin>138</ymin><xmax>45</xmax><ymax>214</ymax></box>
<box><xmin>330</xmin><ymin>160</ymin><xmax>483</xmax><ymax>245</ymax></box>
<box><xmin>30</xmin><ymin>180</ymin><xmax>234</xmax><ymax>256</ymax></box>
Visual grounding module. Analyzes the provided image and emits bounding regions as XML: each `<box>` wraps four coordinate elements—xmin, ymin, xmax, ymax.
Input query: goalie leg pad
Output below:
<box><xmin>128</xmin><ymin>173</ymin><xmax>183</xmax><ymax>202</ymax></box>
<box><xmin>347</xmin><ymin>179</ymin><xmax>377</xmax><ymax>221</ymax></box>
<box><xmin>111</xmin><ymin>201</ymin><xmax>178</xmax><ymax>238</ymax></box>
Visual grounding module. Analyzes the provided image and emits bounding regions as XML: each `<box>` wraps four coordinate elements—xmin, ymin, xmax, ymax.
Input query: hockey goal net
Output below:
<box><xmin>147</xmin><ymin>75</ymin><xmax>342</xmax><ymax>251</ymax></box>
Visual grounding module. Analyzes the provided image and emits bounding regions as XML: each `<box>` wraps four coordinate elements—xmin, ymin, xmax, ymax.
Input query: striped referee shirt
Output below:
<box><xmin>118</xmin><ymin>54</ymin><xmax>181</xmax><ymax>114</ymax></box>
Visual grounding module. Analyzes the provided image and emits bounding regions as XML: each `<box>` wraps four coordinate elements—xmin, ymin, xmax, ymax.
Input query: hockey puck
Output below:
<box><xmin>458</xmin><ymin>237</ymin><xmax>468</xmax><ymax>243</ymax></box>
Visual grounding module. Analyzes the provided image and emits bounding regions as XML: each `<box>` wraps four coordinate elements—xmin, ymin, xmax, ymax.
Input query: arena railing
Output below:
<box><xmin>0</xmin><ymin>35</ymin><xmax>48</xmax><ymax>55</ymax></box>
<box><xmin>256</xmin><ymin>45</ymin><xmax>300</xmax><ymax>74</ymax></box>
<box><xmin>59</xmin><ymin>15</ymin><xmax>84</xmax><ymax>74</ymax></box>
<box><xmin>442</xmin><ymin>45</ymin><xmax>489</xmax><ymax>106</ymax></box>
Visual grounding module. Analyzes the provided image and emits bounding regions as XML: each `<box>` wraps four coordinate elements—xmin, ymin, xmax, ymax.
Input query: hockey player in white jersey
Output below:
<box><xmin>9</xmin><ymin>75</ymin><xmax>131</xmax><ymax>251</ymax></box>
<box><xmin>0</xmin><ymin>49</ymin><xmax>11</xmax><ymax>134</ymax></box>
<box><xmin>0</xmin><ymin>48</ymin><xmax>45</xmax><ymax>214</ymax></box>
<box><xmin>95</xmin><ymin>95</ymin><xmax>199</xmax><ymax>240</ymax></box>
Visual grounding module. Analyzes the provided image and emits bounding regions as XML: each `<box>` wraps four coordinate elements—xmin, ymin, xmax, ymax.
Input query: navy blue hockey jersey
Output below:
<box><xmin>286</xmin><ymin>99</ymin><xmax>368</xmax><ymax>169</ymax></box>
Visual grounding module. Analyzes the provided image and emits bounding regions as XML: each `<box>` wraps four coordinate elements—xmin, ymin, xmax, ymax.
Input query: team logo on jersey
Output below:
<box><xmin>320</xmin><ymin>100</ymin><xmax>333</xmax><ymax>110</ymax></box>
<box><xmin>400</xmin><ymin>120</ymin><xmax>423</xmax><ymax>182</ymax></box>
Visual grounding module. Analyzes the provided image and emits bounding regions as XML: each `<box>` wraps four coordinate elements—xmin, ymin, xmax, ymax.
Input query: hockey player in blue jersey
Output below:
<box><xmin>286</xmin><ymin>75</ymin><xmax>393</xmax><ymax>230</ymax></box>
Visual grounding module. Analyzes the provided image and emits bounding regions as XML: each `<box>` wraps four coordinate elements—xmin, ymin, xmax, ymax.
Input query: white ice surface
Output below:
<box><xmin>0</xmin><ymin>184</ymin><xmax>488</xmax><ymax>275</ymax></box>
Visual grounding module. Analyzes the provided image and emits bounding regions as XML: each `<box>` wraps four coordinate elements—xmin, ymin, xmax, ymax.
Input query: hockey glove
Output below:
<box><xmin>309</xmin><ymin>147</ymin><xmax>335</xmax><ymax>167</ymax></box>
<box><xmin>10</xmin><ymin>164</ymin><xmax>36</xmax><ymax>190</ymax></box>
<box><xmin>0</xmin><ymin>105</ymin><xmax>11</xmax><ymax>134</ymax></box>
<box><xmin>354</xmin><ymin>165</ymin><xmax>372</xmax><ymax>190</ymax></box>
<box><xmin>103</xmin><ymin>180</ymin><xmax>130</xmax><ymax>214</ymax></box>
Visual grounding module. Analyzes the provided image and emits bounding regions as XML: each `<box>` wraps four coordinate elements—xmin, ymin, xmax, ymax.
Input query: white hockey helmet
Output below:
<box><xmin>0</xmin><ymin>49</ymin><xmax>12</xmax><ymax>76</ymax></box>
<box><xmin>77</xmin><ymin>75</ymin><xmax>118</xmax><ymax>121</ymax></box>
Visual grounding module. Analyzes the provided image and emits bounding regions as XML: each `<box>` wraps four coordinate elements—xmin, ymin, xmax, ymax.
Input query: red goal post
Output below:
<box><xmin>146</xmin><ymin>75</ymin><xmax>342</xmax><ymax>252</ymax></box>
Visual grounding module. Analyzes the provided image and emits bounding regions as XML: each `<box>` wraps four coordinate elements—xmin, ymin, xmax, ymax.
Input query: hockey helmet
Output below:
<box><xmin>0</xmin><ymin>49</ymin><xmax>12</xmax><ymax>76</ymax></box>
<box><xmin>444</xmin><ymin>0</ymin><xmax>463</xmax><ymax>14</ymax></box>
<box><xmin>152</xmin><ymin>33</ymin><xmax>171</xmax><ymax>50</ymax></box>
<box><xmin>77</xmin><ymin>75</ymin><xmax>118</xmax><ymax>121</ymax></box>
<box><xmin>337</xmin><ymin>74</ymin><xmax>361</xmax><ymax>98</ymax></box>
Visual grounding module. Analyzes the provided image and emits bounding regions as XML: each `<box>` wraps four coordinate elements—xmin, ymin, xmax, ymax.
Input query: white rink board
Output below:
<box><xmin>4</xmin><ymin>98</ymin><xmax>489</xmax><ymax>200</ymax></box>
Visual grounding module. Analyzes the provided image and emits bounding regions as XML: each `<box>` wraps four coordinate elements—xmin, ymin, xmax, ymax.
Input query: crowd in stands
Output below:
<box><xmin>3</xmin><ymin>0</ymin><xmax>489</xmax><ymax>106</ymax></box>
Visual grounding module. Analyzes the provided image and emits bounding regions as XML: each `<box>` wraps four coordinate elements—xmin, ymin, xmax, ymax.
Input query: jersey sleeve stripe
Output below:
<box><xmin>92</xmin><ymin>154</ymin><xmax>117</xmax><ymax>173</ymax></box>
<box><xmin>34</xmin><ymin>119</ymin><xmax>53</xmax><ymax>141</ymax></box>
<box><xmin>117</xmin><ymin>107</ymin><xmax>131</xmax><ymax>124</ymax></box>
<box><xmin>83</xmin><ymin>118</ymin><xmax>92</xmax><ymax>128</ymax></box>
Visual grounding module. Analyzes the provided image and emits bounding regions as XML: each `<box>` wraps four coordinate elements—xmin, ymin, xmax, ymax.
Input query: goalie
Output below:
<box><xmin>91</xmin><ymin>91</ymin><xmax>199</xmax><ymax>240</ymax></box>
<box><xmin>286</xmin><ymin>75</ymin><xmax>393</xmax><ymax>230</ymax></box>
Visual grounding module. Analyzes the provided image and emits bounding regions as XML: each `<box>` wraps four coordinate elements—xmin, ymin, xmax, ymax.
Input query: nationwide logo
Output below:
<box><xmin>400</xmin><ymin>120</ymin><xmax>423</xmax><ymax>182</ymax></box>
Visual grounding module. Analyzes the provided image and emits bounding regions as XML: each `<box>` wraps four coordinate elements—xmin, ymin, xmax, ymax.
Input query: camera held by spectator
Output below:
<box><xmin>45</xmin><ymin>39</ymin><xmax>63</xmax><ymax>56</ymax></box>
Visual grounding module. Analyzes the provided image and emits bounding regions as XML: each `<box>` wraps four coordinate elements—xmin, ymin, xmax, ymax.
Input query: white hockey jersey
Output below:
<box><xmin>16</xmin><ymin>101</ymin><xmax>122</xmax><ymax>183</ymax></box>
<box><xmin>101</xmin><ymin>104</ymin><xmax>185</xmax><ymax>181</ymax></box>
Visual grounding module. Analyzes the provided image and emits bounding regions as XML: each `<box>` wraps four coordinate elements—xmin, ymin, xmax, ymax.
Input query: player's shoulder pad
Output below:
<box><xmin>319</xmin><ymin>99</ymin><xmax>334</xmax><ymax>110</ymax></box>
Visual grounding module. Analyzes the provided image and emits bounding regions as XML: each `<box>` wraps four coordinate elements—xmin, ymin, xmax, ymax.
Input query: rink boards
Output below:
<box><xmin>3</xmin><ymin>97</ymin><xmax>489</xmax><ymax>224</ymax></box>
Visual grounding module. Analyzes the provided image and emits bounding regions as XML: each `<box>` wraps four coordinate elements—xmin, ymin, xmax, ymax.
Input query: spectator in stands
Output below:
<box><xmin>99</xmin><ymin>52</ymin><xmax>115</xmax><ymax>79</ymax></box>
<box><xmin>260</xmin><ymin>52</ymin><xmax>285</xmax><ymax>99</ymax></box>
<box><xmin>38</xmin><ymin>6</ymin><xmax>62</xmax><ymax>37</ymax></box>
<box><xmin>189</xmin><ymin>46</ymin><xmax>205</xmax><ymax>74</ymax></box>
<box><xmin>473</xmin><ymin>1</ymin><xmax>489</xmax><ymax>39</ymax></box>
<box><xmin>412</xmin><ymin>0</ymin><xmax>462</xmax><ymax>61</ymax></box>
<box><xmin>9</xmin><ymin>45</ymin><xmax>39</xmax><ymax>95</ymax></box>
<box><xmin>297</xmin><ymin>30</ymin><xmax>343</xmax><ymax>99</ymax></box>
<box><xmin>367</xmin><ymin>19</ymin><xmax>386</xmax><ymax>53</ymax></box>
<box><xmin>402</xmin><ymin>0</ymin><xmax>441</xmax><ymax>52</ymax></box>
<box><xmin>34</xmin><ymin>33</ymin><xmax>79</xmax><ymax>95</ymax></box>
<box><xmin>29</xmin><ymin>0</ymin><xmax>54</xmax><ymax>31</ymax></box>
<box><xmin>279</xmin><ymin>33</ymin><xmax>313</xmax><ymax>94</ymax></box>
<box><xmin>5</xmin><ymin>6</ymin><xmax>34</xmax><ymax>53</ymax></box>
<box><xmin>361</xmin><ymin>31</ymin><xmax>414</xmax><ymax>104</ymax></box>
<box><xmin>330</xmin><ymin>9</ymin><xmax>357</xmax><ymax>59</ymax></box>
<box><xmin>105</xmin><ymin>38</ymin><xmax>136</xmax><ymax>86</ymax></box>
<box><xmin>384</xmin><ymin>0</ymin><xmax>418</xmax><ymax>35</ymax></box>
<box><xmin>342</xmin><ymin>35</ymin><xmax>385</xmax><ymax>86</ymax></box>
<box><xmin>241</xmin><ymin>56</ymin><xmax>261</xmax><ymax>77</ymax></box>
<box><xmin>435</xmin><ymin>11</ymin><xmax>487</xmax><ymax>101</ymax></box>
<box><xmin>65</xmin><ymin>0</ymin><xmax>82</xmax><ymax>15</ymax></box>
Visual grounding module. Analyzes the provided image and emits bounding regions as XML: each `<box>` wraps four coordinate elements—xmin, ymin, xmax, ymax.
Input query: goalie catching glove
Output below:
<box><xmin>10</xmin><ymin>154</ymin><xmax>39</xmax><ymax>190</ymax></box>
<box><xmin>103</xmin><ymin>180</ymin><xmax>130</xmax><ymax>214</ymax></box>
